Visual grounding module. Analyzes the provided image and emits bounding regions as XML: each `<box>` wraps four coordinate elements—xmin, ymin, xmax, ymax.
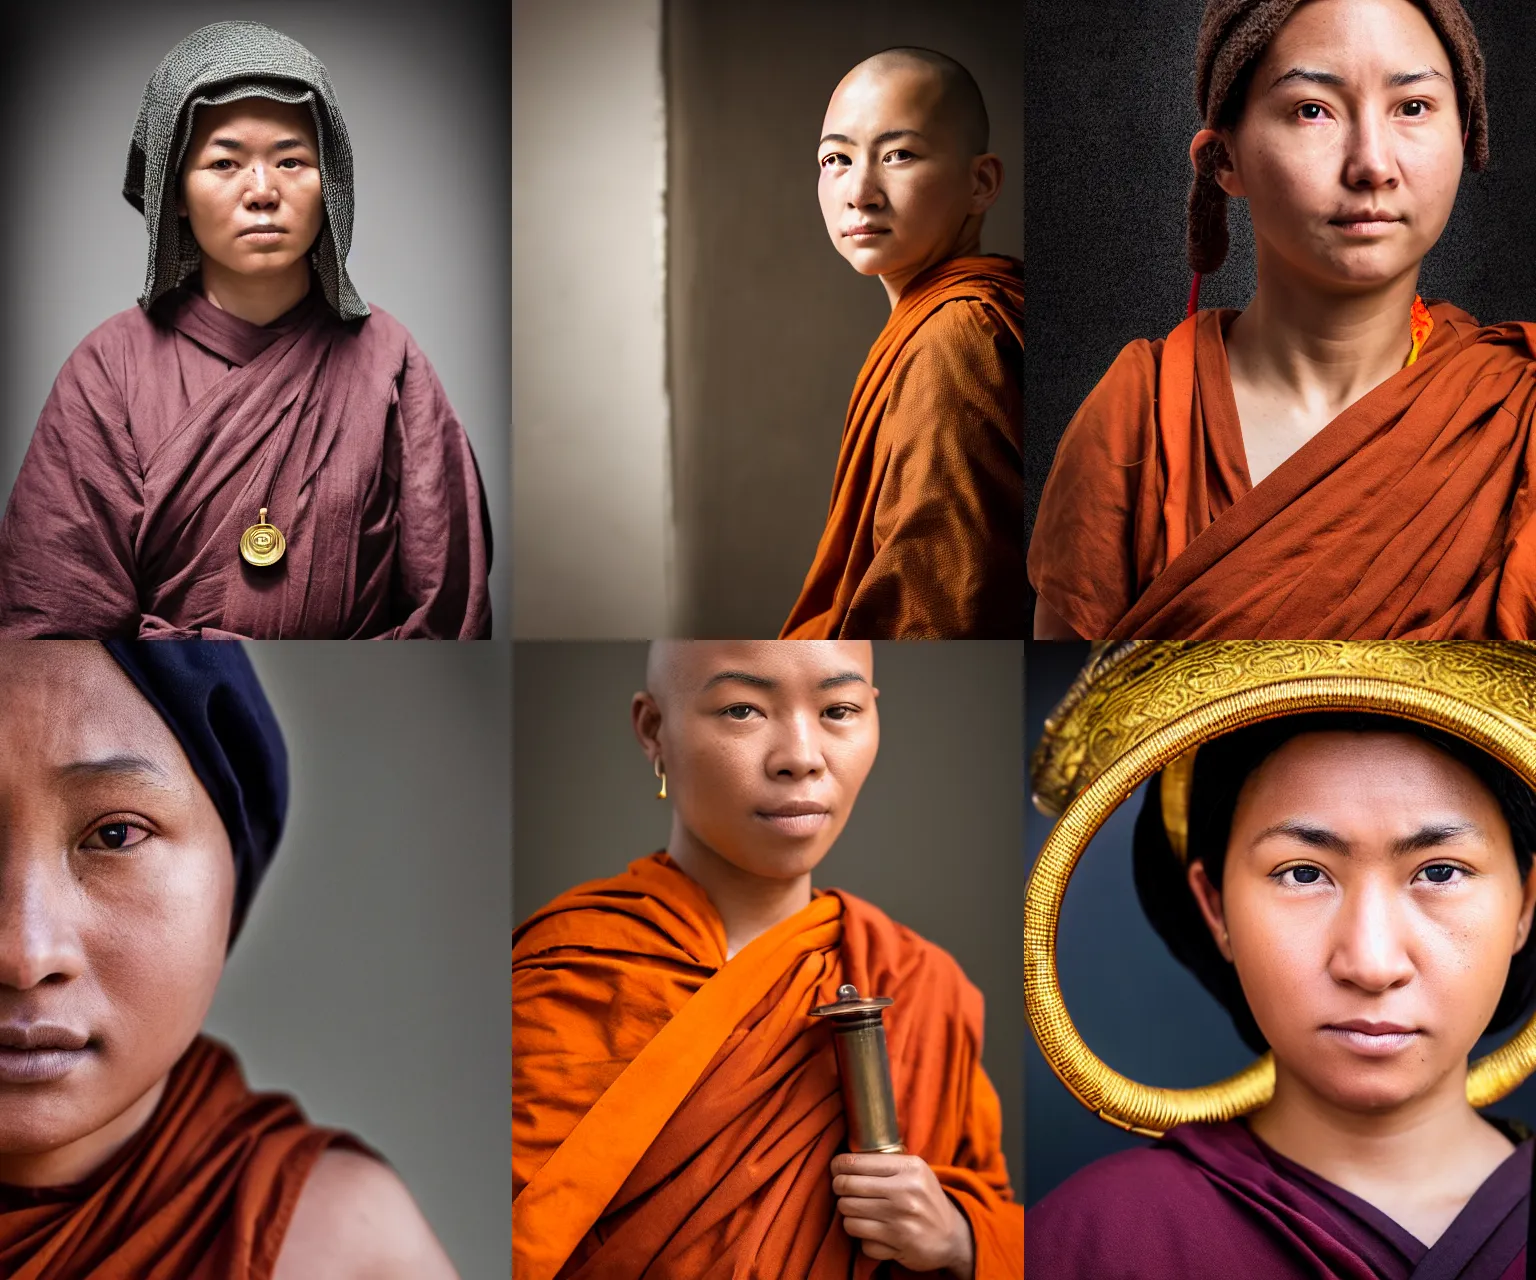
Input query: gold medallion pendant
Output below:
<box><xmin>239</xmin><ymin>508</ymin><xmax>286</xmax><ymax>567</ymax></box>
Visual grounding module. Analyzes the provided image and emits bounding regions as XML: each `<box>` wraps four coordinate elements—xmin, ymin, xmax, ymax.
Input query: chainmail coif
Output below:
<box><xmin>1188</xmin><ymin>0</ymin><xmax>1487</xmax><ymax>275</ymax></box>
<box><xmin>124</xmin><ymin>20</ymin><xmax>368</xmax><ymax>320</ymax></box>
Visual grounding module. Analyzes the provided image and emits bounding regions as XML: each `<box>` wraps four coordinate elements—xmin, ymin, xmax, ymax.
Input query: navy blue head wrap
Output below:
<box><xmin>103</xmin><ymin>641</ymin><xmax>288</xmax><ymax>942</ymax></box>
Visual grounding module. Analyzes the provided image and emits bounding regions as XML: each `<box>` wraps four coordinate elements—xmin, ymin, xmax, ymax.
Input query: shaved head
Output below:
<box><xmin>646</xmin><ymin>640</ymin><xmax>875</xmax><ymax>706</ymax></box>
<box><xmin>846</xmin><ymin>47</ymin><xmax>990</xmax><ymax>156</ymax></box>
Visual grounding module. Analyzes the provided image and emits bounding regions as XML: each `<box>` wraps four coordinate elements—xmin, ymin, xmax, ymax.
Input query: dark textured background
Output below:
<box><xmin>1023</xmin><ymin>0</ymin><xmax>1536</xmax><ymax>554</ymax></box>
<box><xmin>515</xmin><ymin>640</ymin><xmax>1025</xmax><ymax>1189</ymax></box>
<box><xmin>1026</xmin><ymin>639</ymin><xmax>1536</xmax><ymax>1209</ymax></box>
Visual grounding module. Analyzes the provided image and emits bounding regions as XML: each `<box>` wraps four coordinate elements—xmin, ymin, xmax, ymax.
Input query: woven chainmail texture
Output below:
<box><xmin>124</xmin><ymin>21</ymin><xmax>368</xmax><ymax>320</ymax></box>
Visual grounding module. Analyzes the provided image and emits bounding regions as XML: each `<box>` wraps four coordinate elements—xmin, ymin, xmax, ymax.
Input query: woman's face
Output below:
<box><xmin>1216</xmin><ymin>0</ymin><xmax>1465</xmax><ymax>292</ymax></box>
<box><xmin>639</xmin><ymin>641</ymin><xmax>880</xmax><ymax>883</ymax></box>
<box><xmin>1192</xmin><ymin>731</ymin><xmax>1536</xmax><ymax>1114</ymax></box>
<box><xmin>0</xmin><ymin>644</ymin><xmax>233</xmax><ymax>1179</ymax></box>
<box><xmin>179</xmin><ymin>97</ymin><xmax>325</xmax><ymax>286</ymax></box>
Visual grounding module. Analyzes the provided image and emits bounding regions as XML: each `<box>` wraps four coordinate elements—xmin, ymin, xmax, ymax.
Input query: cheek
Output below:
<box><xmin>93</xmin><ymin>846</ymin><xmax>231</xmax><ymax>1029</ymax></box>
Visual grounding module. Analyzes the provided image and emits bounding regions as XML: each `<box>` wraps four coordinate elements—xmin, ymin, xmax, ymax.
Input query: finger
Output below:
<box><xmin>832</xmin><ymin>1174</ymin><xmax>905</xmax><ymax>1200</ymax></box>
<box><xmin>860</xmin><ymin>1240</ymin><xmax>900</xmax><ymax>1261</ymax></box>
<box><xmin>831</xmin><ymin>1152</ymin><xmax>913</xmax><ymax>1179</ymax></box>
<box><xmin>839</xmin><ymin>1215</ymin><xmax>894</xmax><ymax>1243</ymax></box>
<box><xmin>836</xmin><ymin>1196</ymin><xmax>895</xmax><ymax>1221</ymax></box>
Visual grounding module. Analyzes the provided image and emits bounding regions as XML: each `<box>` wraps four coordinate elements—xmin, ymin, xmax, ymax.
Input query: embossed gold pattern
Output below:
<box><xmin>239</xmin><ymin>507</ymin><xmax>286</xmax><ymax>568</ymax></box>
<box><xmin>1026</xmin><ymin>641</ymin><xmax>1536</xmax><ymax>1137</ymax></box>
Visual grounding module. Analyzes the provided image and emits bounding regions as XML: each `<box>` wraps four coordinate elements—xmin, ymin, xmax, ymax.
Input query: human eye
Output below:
<box><xmin>1414</xmin><ymin>862</ymin><xmax>1467</xmax><ymax>885</ymax></box>
<box><xmin>884</xmin><ymin>148</ymin><xmax>916</xmax><ymax>163</ymax></box>
<box><xmin>1296</xmin><ymin>102</ymin><xmax>1331</xmax><ymax>122</ymax></box>
<box><xmin>276</xmin><ymin>157</ymin><xmax>304</xmax><ymax>169</ymax></box>
<box><xmin>819</xmin><ymin>152</ymin><xmax>848</xmax><ymax>168</ymax></box>
<box><xmin>210</xmin><ymin>158</ymin><xmax>239</xmax><ymax>170</ymax></box>
<box><xmin>823</xmin><ymin>703</ymin><xmax>862</xmax><ymax>722</ymax></box>
<box><xmin>80</xmin><ymin>817</ymin><xmax>153</xmax><ymax>852</ymax></box>
<box><xmin>719</xmin><ymin>704</ymin><xmax>762</xmax><ymax>722</ymax></box>
<box><xmin>1274</xmin><ymin>863</ymin><xmax>1328</xmax><ymax>887</ymax></box>
<box><xmin>1399</xmin><ymin>99</ymin><xmax>1431</xmax><ymax>118</ymax></box>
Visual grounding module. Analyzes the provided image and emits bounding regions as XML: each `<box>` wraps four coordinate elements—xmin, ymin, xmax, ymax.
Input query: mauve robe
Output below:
<box><xmin>0</xmin><ymin>286</ymin><xmax>492</xmax><ymax>639</ymax></box>
<box><xmin>781</xmin><ymin>256</ymin><xmax>1025</xmax><ymax>640</ymax></box>
<box><xmin>513</xmin><ymin>853</ymin><xmax>1023</xmax><ymax>1279</ymax></box>
<box><xmin>1028</xmin><ymin>302</ymin><xmax>1536</xmax><ymax>639</ymax></box>
<box><xmin>0</xmin><ymin>1036</ymin><xmax>361</xmax><ymax>1279</ymax></box>
<box><xmin>1028</xmin><ymin>1120</ymin><xmax>1531</xmax><ymax>1279</ymax></box>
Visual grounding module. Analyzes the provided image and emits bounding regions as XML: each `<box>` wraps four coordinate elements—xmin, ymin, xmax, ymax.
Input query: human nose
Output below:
<box><xmin>1327</xmin><ymin>879</ymin><xmax>1414</xmax><ymax>993</ymax></box>
<box><xmin>767</xmin><ymin>711</ymin><xmax>827</xmax><ymax>781</ymax></box>
<box><xmin>1343</xmin><ymin>112</ymin><xmax>1398</xmax><ymax>190</ymax></box>
<box><xmin>0</xmin><ymin>853</ymin><xmax>85</xmax><ymax>991</ymax></box>
<box><xmin>244</xmin><ymin>160</ymin><xmax>280</xmax><ymax>211</ymax></box>
<box><xmin>847</xmin><ymin>156</ymin><xmax>887</xmax><ymax>211</ymax></box>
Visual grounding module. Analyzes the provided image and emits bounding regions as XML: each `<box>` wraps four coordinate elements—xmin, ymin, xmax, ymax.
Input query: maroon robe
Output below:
<box><xmin>1028</xmin><ymin>1121</ymin><xmax>1532</xmax><ymax>1279</ymax></box>
<box><xmin>0</xmin><ymin>287</ymin><xmax>492</xmax><ymax>638</ymax></box>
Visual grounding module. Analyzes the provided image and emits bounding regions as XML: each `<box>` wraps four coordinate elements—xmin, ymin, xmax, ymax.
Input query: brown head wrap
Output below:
<box><xmin>1188</xmin><ymin>0</ymin><xmax>1488</xmax><ymax>275</ymax></box>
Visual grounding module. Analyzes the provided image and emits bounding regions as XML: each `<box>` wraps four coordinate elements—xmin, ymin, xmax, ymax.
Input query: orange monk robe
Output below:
<box><xmin>1029</xmin><ymin>301</ymin><xmax>1536</xmax><ymax>639</ymax></box>
<box><xmin>781</xmin><ymin>256</ymin><xmax>1025</xmax><ymax>640</ymax></box>
<box><xmin>0</xmin><ymin>1037</ymin><xmax>362</xmax><ymax>1279</ymax></box>
<box><xmin>513</xmin><ymin>853</ymin><xmax>1022</xmax><ymax>1280</ymax></box>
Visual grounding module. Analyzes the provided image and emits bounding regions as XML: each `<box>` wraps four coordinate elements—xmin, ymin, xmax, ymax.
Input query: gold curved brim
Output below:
<box><xmin>240</xmin><ymin>521</ymin><xmax>286</xmax><ymax>568</ymax></box>
<box><xmin>1025</xmin><ymin>642</ymin><xmax>1536</xmax><ymax>1137</ymax></box>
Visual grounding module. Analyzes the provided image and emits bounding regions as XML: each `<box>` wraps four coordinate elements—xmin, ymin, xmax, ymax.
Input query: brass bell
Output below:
<box><xmin>240</xmin><ymin>507</ymin><xmax>286</xmax><ymax>568</ymax></box>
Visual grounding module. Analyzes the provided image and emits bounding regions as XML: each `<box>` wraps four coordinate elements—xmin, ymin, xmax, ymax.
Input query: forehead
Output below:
<box><xmin>1257</xmin><ymin>0</ymin><xmax>1451</xmax><ymax>76</ymax></box>
<box><xmin>187</xmin><ymin>96</ymin><xmax>317</xmax><ymax>145</ymax></box>
<box><xmin>1248</xmin><ymin>730</ymin><xmax>1491</xmax><ymax>806</ymax></box>
<box><xmin>0</xmin><ymin>644</ymin><xmax>194</xmax><ymax>782</ymax></box>
<box><xmin>665</xmin><ymin>640</ymin><xmax>874</xmax><ymax>693</ymax></box>
<box><xmin>822</xmin><ymin>61</ymin><xmax>945</xmax><ymax>136</ymax></box>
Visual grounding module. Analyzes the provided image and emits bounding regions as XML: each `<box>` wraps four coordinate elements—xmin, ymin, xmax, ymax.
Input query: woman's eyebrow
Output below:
<box><xmin>1250</xmin><ymin>819</ymin><xmax>1481</xmax><ymax>855</ymax></box>
<box><xmin>54</xmin><ymin>753</ymin><xmax>180</xmax><ymax>793</ymax></box>
<box><xmin>1269</xmin><ymin>66</ymin><xmax>1448</xmax><ymax>91</ymax></box>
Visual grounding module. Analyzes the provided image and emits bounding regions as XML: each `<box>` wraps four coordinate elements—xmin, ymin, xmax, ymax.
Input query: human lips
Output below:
<box><xmin>1321</xmin><ymin>1018</ymin><xmax>1421</xmax><ymax>1057</ymax></box>
<box><xmin>843</xmin><ymin>224</ymin><xmax>891</xmax><ymax>240</ymax></box>
<box><xmin>0</xmin><ymin>1023</ymin><xmax>94</xmax><ymax>1084</ymax></box>
<box><xmin>1329</xmin><ymin>210</ymin><xmax>1403</xmax><ymax>237</ymax></box>
<box><xmin>238</xmin><ymin>224</ymin><xmax>289</xmax><ymax>238</ymax></box>
<box><xmin>756</xmin><ymin>800</ymin><xmax>831</xmax><ymax>837</ymax></box>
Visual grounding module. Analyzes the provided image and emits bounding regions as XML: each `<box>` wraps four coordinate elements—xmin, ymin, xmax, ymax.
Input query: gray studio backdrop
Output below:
<box><xmin>2</xmin><ymin>0</ymin><xmax>509</xmax><ymax>633</ymax></box>
<box><xmin>513</xmin><ymin>640</ymin><xmax>1025</xmax><ymax>1186</ymax></box>
<box><xmin>206</xmin><ymin>643</ymin><xmax>510</xmax><ymax>1276</ymax></box>
<box><xmin>669</xmin><ymin>0</ymin><xmax>1025</xmax><ymax>636</ymax></box>
<box><xmin>1023</xmin><ymin>0</ymin><xmax>1536</xmax><ymax>552</ymax></box>
<box><xmin>1024</xmin><ymin>641</ymin><xmax>1536</xmax><ymax>1208</ymax></box>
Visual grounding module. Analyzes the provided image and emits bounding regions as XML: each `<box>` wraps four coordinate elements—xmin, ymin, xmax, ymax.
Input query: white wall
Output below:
<box><xmin>512</xmin><ymin>0</ymin><xmax>672</xmax><ymax>638</ymax></box>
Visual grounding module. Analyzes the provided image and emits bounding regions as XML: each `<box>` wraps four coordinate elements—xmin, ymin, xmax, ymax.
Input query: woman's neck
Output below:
<box><xmin>0</xmin><ymin>1072</ymin><xmax>167</xmax><ymax>1188</ymax></box>
<box><xmin>1248</xmin><ymin>1058</ymin><xmax>1511</xmax><ymax>1211</ymax></box>
<box><xmin>667</xmin><ymin>823</ymin><xmax>812</xmax><ymax>961</ymax></box>
<box><xmin>1226</xmin><ymin>248</ymin><xmax>1422</xmax><ymax>410</ymax></box>
<box><xmin>201</xmin><ymin>257</ymin><xmax>312</xmax><ymax>327</ymax></box>
<box><xmin>879</xmin><ymin>217</ymin><xmax>983</xmax><ymax>310</ymax></box>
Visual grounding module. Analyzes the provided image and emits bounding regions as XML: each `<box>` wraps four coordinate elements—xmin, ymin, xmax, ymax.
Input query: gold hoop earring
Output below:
<box><xmin>654</xmin><ymin>758</ymin><xmax>667</xmax><ymax>801</ymax></box>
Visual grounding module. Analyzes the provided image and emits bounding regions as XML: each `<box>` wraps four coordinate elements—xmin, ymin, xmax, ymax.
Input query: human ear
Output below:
<box><xmin>630</xmin><ymin>691</ymin><xmax>664</xmax><ymax>769</ymax></box>
<box><xmin>1187</xmin><ymin>859</ymin><xmax>1233</xmax><ymax>962</ymax></box>
<box><xmin>968</xmin><ymin>153</ymin><xmax>1004</xmax><ymax>215</ymax></box>
<box><xmin>1190</xmin><ymin>127</ymin><xmax>1244</xmax><ymax>199</ymax></box>
<box><xmin>1514</xmin><ymin>860</ymin><xmax>1536</xmax><ymax>955</ymax></box>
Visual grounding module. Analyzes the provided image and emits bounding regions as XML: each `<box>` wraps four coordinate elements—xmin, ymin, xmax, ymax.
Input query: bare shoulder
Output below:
<box><xmin>273</xmin><ymin>1148</ymin><xmax>459</xmax><ymax>1280</ymax></box>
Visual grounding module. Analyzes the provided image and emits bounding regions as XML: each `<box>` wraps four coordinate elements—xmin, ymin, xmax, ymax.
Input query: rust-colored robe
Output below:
<box><xmin>0</xmin><ymin>287</ymin><xmax>492</xmax><ymax>639</ymax></box>
<box><xmin>513</xmin><ymin>853</ymin><xmax>1022</xmax><ymax>1279</ymax></box>
<box><xmin>0</xmin><ymin>1036</ymin><xmax>358</xmax><ymax>1279</ymax></box>
<box><xmin>1029</xmin><ymin>302</ymin><xmax>1536</xmax><ymax>639</ymax></box>
<box><xmin>781</xmin><ymin>256</ymin><xmax>1025</xmax><ymax>640</ymax></box>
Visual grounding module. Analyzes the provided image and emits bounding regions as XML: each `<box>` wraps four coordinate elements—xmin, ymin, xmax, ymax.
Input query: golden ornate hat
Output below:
<box><xmin>1027</xmin><ymin>640</ymin><xmax>1536</xmax><ymax>1138</ymax></box>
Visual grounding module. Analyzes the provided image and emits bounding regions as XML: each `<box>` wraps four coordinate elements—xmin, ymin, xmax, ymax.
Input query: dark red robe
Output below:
<box><xmin>0</xmin><ymin>287</ymin><xmax>492</xmax><ymax>639</ymax></box>
<box><xmin>1028</xmin><ymin>1120</ymin><xmax>1530</xmax><ymax>1279</ymax></box>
